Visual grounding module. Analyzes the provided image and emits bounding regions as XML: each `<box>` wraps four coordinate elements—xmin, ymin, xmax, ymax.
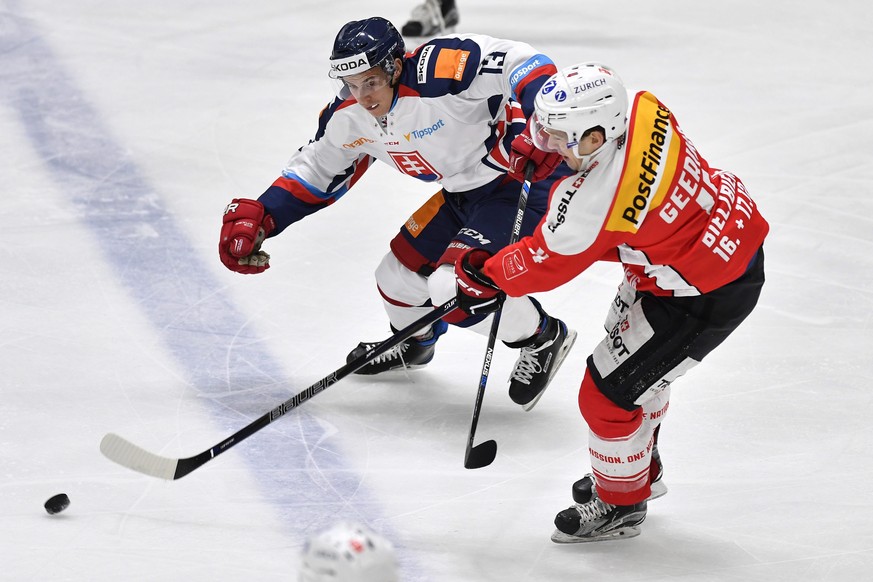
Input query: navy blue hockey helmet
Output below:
<box><xmin>329</xmin><ymin>17</ymin><xmax>405</xmax><ymax>80</ymax></box>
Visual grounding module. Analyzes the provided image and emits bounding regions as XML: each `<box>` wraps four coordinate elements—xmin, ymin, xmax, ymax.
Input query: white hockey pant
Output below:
<box><xmin>375</xmin><ymin>252</ymin><xmax>540</xmax><ymax>342</ymax></box>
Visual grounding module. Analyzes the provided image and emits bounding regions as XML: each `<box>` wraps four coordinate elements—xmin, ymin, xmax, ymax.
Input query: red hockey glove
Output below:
<box><xmin>454</xmin><ymin>248</ymin><xmax>505</xmax><ymax>316</ymax></box>
<box><xmin>508</xmin><ymin>120</ymin><xmax>563</xmax><ymax>183</ymax></box>
<box><xmin>219</xmin><ymin>198</ymin><xmax>276</xmax><ymax>274</ymax></box>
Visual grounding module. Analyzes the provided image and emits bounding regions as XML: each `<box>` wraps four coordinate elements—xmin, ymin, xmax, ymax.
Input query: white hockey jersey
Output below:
<box><xmin>258</xmin><ymin>34</ymin><xmax>557</xmax><ymax>233</ymax></box>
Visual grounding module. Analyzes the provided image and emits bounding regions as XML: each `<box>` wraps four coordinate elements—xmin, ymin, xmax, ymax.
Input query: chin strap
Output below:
<box><xmin>575</xmin><ymin>139</ymin><xmax>611</xmax><ymax>172</ymax></box>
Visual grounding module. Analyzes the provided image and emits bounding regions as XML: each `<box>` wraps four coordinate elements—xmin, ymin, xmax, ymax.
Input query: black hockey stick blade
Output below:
<box><xmin>100</xmin><ymin>299</ymin><xmax>459</xmax><ymax>480</ymax></box>
<box><xmin>464</xmin><ymin>439</ymin><xmax>497</xmax><ymax>469</ymax></box>
<box><xmin>461</xmin><ymin>163</ymin><xmax>534</xmax><ymax>471</ymax></box>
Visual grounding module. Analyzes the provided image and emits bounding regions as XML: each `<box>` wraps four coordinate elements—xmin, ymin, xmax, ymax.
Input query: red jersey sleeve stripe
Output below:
<box><xmin>271</xmin><ymin>176</ymin><xmax>334</xmax><ymax>206</ymax></box>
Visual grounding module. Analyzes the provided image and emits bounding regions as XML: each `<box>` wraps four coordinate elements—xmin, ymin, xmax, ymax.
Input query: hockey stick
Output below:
<box><xmin>100</xmin><ymin>299</ymin><xmax>459</xmax><ymax>480</ymax></box>
<box><xmin>463</xmin><ymin>163</ymin><xmax>535</xmax><ymax>470</ymax></box>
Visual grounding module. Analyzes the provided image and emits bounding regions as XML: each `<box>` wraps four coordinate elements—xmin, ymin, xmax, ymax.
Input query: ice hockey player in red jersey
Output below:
<box><xmin>218</xmin><ymin>17</ymin><xmax>577</xmax><ymax>410</ymax></box>
<box><xmin>454</xmin><ymin>62</ymin><xmax>769</xmax><ymax>542</ymax></box>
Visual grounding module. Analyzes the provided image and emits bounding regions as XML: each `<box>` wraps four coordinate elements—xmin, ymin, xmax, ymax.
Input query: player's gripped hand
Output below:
<box><xmin>454</xmin><ymin>248</ymin><xmax>505</xmax><ymax>316</ymax></box>
<box><xmin>219</xmin><ymin>198</ymin><xmax>276</xmax><ymax>274</ymax></box>
<box><xmin>508</xmin><ymin>120</ymin><xmax>563</xmax><ymax>183</ymax></box>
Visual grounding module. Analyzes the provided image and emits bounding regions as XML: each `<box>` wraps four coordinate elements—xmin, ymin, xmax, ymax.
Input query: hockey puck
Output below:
<box><xmin>44</xmin><ymin>493</ymin><xmax>70</xmax><ymax>515</ymax></box>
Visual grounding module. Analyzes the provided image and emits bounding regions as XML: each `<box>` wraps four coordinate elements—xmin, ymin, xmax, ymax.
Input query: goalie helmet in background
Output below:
<box><xmin>329</xmin><ymin>17</ymin><xmax>406</xmax><ymax>80</ymax></box>
<box><xmin>299</xmin><ymin>521</ymin><xmax>399</xmax><ymax>582</ymax></box>
<box><xmin>533</xmin><ymin>62</ymin><xmax>629</xmax><ymax>156</ymax></box>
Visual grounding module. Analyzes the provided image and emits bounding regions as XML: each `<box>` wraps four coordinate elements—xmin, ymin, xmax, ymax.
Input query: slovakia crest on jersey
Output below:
<box><xmin>388</xmin><ymin>151</ymin><xmax>442</xmax><ymax>182</ymax></box>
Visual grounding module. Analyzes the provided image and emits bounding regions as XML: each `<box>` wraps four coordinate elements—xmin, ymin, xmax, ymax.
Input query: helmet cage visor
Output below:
<box><xmin>531</xmin><ymin>113</ymin><xmax>578</xmax><ymax>154</ymax></box>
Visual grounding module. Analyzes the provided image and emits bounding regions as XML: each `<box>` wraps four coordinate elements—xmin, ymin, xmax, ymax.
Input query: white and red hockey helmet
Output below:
<box><xmin>298</xmin><ymin>521</ymin><xmax>399</xmax><ymax>582</ymax></box>
<box><xmin>533</xmin><ymin>62</ymin><xmax>629</xmax><ymax>155</ymax></box>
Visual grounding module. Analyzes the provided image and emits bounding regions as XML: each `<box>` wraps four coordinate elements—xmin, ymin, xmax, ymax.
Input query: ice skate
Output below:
<box><xmin>401</xmin><ymin>0</ymin><xmax>459</xmax><ymax>38</ymax></box>
<box><xmin>552</xmin><ymin>485</ymin><xmax>647</xmax><ymax>544</ymax></box>
<box><xmin>348</xmin><ymin>320</ymin><xmax>447</xmax><ymax>375</ymax></box>
<box><xmin>648</xmin><ymin>441</ymin><xmax>668</xmax><ymax>500</ymax></box>
<box><xmin>506</xmin><ymin>315</ymin><xmax>577</xmax><ymax>411</ymax></box>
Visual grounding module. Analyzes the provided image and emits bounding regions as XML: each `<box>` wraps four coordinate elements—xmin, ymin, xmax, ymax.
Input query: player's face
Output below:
<box><xmin>344</xmin><ymin>67</ymin><xmax>394</xmax><ymax>118</ymax></box>
<box><xmin>543</xmin><ymin>128</ymin><xmax>600</xmax><ymax>171</ymax></box>
<box><xmin>532</xmin><ymin>116</ymin><xmax>580</xmax><ymax>169</ymax></box>
<box><xmin>541</xmin><ymin>128</ymin><xmax>582</xmax><ymax>169</ymax></box>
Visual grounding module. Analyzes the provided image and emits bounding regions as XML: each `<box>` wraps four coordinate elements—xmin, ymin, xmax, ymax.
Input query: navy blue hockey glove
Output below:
<box><xmin>455</xmin><ymin>249</ymin><xmax>505</xmax><ymax>315</ymax></box>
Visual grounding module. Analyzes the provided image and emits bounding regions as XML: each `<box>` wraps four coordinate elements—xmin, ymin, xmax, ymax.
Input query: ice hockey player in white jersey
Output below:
<box><xmin>454</xmin><ymin>63</ymin><xmax>769</xmax><ymax>542</ymax></box>
<box><xmin>218</xmin><ymin>17</ymin><xmax>576</xmax><ymax>410</ymax></box>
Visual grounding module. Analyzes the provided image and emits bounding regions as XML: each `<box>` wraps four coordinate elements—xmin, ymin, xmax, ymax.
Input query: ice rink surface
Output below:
<box><xmin>2</xmin><ymin>0</ymin><xmax>872</xmax><ymax>580</ymax></box>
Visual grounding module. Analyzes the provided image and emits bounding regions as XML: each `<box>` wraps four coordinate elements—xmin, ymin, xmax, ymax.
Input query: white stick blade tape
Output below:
<box><xmin>100</xmin><ymin>433</ymin><xmax>178</xmax><ymax>480</ymax></box>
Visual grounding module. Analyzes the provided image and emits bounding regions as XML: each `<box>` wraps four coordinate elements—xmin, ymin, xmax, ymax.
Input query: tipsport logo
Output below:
<box><xmin>404</xmin><ymin>119</ymin><xmax>446</xmax><ymax>141</ymax></box>
<box><xmin>510</xmin><ymin>59</ymin><xmax>540</xmax><ymax>86</ymax></box>
<box><xmin>508</xmin><ymin>55</ymin><xmax>552</xmax><ymax>91</ymax></box>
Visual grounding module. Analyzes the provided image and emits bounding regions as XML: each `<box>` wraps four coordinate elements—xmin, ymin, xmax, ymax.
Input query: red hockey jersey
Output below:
<box><xmin>482</xmin><ymin>91</ymin><xmax>769</xmax><ymax>297</ymax></box>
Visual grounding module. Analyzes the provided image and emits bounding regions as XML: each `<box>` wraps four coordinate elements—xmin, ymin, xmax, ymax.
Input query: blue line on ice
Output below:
<box><xmin>0</xmin><ymin>6</ymin><xmax>411</xmax><ymax>568</ymax></box>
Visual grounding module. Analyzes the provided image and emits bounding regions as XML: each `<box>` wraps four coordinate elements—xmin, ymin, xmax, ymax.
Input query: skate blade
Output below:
<box><xmin>550</xmin><ymin>525</ymin><xmax>641</xmax><ymax>544</ymax></box>
<box><xmin>522</xmin><ymin>329</ymin><xmax>578</xmax><ymax>412</ymax></box>
<box><xmin>649</xmin><ymin>480</ymin><xmax>668</xmax><ymax>501</ymax></box>
<box><xmin>352</xmin><ymin>362</ymin><xmax>431</xmax><ymax>376</ymax></box>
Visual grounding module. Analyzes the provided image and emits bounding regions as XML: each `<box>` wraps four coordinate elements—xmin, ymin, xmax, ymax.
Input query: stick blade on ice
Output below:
<box><xmin>464</xmin><ymin>439</ymin><xmax>497</xmax><ymax>469</ymax></box>
<box><xmin>100</xmin><ymin>433</ymin><xmax>180</xmax><ymax>480</ymax></box>
<box><xmin>98</xmin><ymin>303</ymin><xmax>460</xmax><ymax>481</ymax></box>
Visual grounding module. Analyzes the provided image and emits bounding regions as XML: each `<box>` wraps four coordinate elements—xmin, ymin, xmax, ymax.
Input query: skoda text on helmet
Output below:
<box><xmin>533</xmin><ymin>62</ymin><xmax>629</xmax><ymax>156</ymax></box>
<box><xmin>329</xmin><ymin>17</ymin><xmax>406</xmax><ymax>80</ymax></box>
